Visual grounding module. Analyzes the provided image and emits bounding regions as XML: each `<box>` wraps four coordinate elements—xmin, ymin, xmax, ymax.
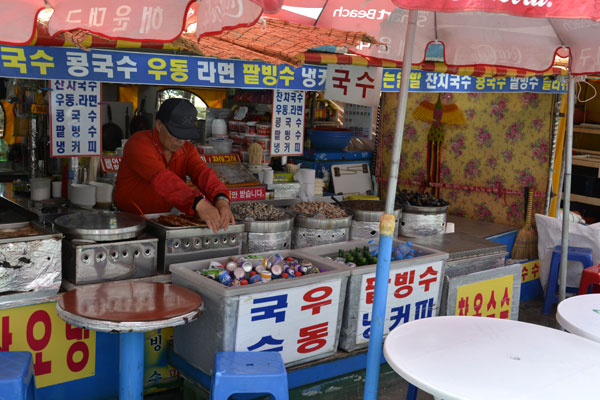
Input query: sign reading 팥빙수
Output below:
<box><xmin>234</xmin><ymin>280</ymin><xmax>342</xmax><ymax>364</ymax></box>
<box><xmin>271</xmin><ymin>89</ymin><xmax>305</xmax><ymax>156</ymax></box>
<box><xmin>50</xmin><ymin>79</ymin><xmax>101</xmax><ymax>157</ymax></box>
<box><xmin>0</xmin><ymin>46</ymin><xmax>566</xmax><ymax>94</ymax></box>
<box><xmin>356</xmin><ymin>260</ymin><xmax>444</xmax><ymax>344</ymax></box>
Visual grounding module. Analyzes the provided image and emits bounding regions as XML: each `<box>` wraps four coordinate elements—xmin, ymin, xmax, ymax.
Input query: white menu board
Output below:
<box><xmin>50</xmin><ymin>80</ymin><xmax>101</xmax><ymax>157</ymax></box>
<box><xmin>270</xmin><ymin>89</ymin><xmax>305</xmax><ymax>156</ymax></box>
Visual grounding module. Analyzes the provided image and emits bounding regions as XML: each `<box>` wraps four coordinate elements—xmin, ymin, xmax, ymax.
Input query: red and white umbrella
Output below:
<box><xmin>0</xmin><ymin>0</ymin><xmax>283</xmax><ymax>45</ymax></box>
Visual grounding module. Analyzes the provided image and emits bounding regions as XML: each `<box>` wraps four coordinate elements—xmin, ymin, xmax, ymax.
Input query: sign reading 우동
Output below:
<box><xmin>271</xmin><ymin>89</ymin><xmax>305</xmax><ymax>156</ymax></box>
<box><xmin>50</xmin><ymin>79</ymin><xmax>101</xmax><ymax>157</ymax></box>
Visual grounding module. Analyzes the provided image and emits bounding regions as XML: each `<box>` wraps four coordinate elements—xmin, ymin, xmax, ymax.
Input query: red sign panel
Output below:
<box><xmin>199</xmin><ymin>153</ymin><xmax>241</xmax><ymax>163</ymax></box>
<box><xmin>100</xmin><ymin>156</ymin><xmax>122</xmax><ymax>172</ymax></box>
<box><xmin>228</xmin><ymin>186</ymin><xmax>266</xmax><ymax>202</ymax></box>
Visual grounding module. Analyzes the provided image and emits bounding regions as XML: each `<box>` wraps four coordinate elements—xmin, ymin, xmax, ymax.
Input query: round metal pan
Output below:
<box><xmin>54</xmin><ymin>212</ymin><xmax>146</xmax><ymax>241</ymax></box>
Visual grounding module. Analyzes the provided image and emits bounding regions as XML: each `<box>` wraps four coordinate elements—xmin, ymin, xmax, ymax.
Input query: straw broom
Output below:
<box><xmin>511</xmin><ymin>188</ymin><xmax>538</xmax><ymax>260</ymax></box>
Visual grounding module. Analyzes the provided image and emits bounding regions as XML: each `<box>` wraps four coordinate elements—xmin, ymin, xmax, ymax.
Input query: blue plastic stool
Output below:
<box><xmin>210</xmin><ymin>352</ymin><xmax>289</xmax><ymax>400</ymax></box>
<box><xmin>0</xmin><ymin>352</ymin><xmax>36</xmax><ymax>400</ymax></box>
<box><xmin>542</xmin><ymin>245</ymin><xmax>594</xmax><ymax>314</ymax></box>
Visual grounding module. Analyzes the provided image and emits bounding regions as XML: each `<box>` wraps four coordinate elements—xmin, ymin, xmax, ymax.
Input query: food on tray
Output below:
<box><xmin>396</xmin><ymin>190</ymin><xmax>449</xmax><ymax>207</ymax></box>
<box><xmin>197</xmin><ymin>255</ymin><xmax>328</xmax><ymax>287</ymax></box>
<box><xmin>231</xmin><ymin>202</ymin><xmax>288</xmax><ymax>221</ymax></box>
<box><xmin>209</xmin><ymin>163</ymin><xmax>261</xmax><ymax>187</ymax></box>
<box><xmin>152</xmin><ymin>214</ymin><xmax>206</xmax><ymax>227</ymax></box>
<box><xmin>0</xmin><ymin>224</ymin><xmax>45</xmax><ymax>240</ymax></box>
<box><xmin>290</xmin><ymin>201</ymin><xmax>348</xmax><ymax>218</ymax></box>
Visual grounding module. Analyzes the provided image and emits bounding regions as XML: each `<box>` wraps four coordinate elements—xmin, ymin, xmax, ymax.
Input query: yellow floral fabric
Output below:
<box><xmin>379</xmin><ymin>92</ymin><xmax>554</xmax><ymax>227</ymax></box>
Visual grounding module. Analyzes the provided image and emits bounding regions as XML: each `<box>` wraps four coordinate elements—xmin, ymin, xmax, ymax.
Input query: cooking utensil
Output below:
<box><xmin>102</xmin><ymin>103</ymin><xmax>123</xmax><ymax>152</ymax></box>
<box><xmin>54</xmin><ymin>212</ymin><xmax>146</xmax><ymax>242</ymax></box>
<box><xmin>130</xmin><ymin>97</ymin><xmax>150</xmax><ymax>135</ymax></box>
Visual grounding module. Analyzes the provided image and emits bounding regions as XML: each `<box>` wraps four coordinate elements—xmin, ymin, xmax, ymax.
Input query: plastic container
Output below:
<box><xmin>212</xmin><ymin>119</ymin><xmax>228</xmax><ymax>137</ymax></box>
<box><xmin>207</xmin><ymin>138</ymin><xmax>233</xmax><ymax>154</ymax></box>
<box><xmin>68</xmin><ymin>183</ymin><xmax>96</xmax><ymax>207</ymax></box>
<box><xmin>308</xmin><ymin>128</ymin><xmax>353</xmax><ymax>151</ymax></box>
<box><xmin>197</xmin><ymin>145</ymin><xmax>215</xmax><ymax>154</ymax></box>
<box><xmin>89</xmin><ymin>181</ymin><xmax>114</xmax><ymax>208</ymax></box>
<box><xmin>255</xmin><ymin>136</ymin><xmax>270</xmax><ymax>151</ymax></box>
<box><xmin>30</xmin><ymin>177</ymin><xmax>51</xmax><ymax>201</ymax></box>
<box><xmin>256</xmin><ymin>123</ymin><xmax>271</xmax><ymax>136</ymax></box>
<box><xmin>171</xmin><ymin>250</ymin><xmax>349</xmax><ymax>374</ymax></box>
<box><xmin>245</xmin><ymin>121</ymin><xmax>257</xmax><ymax>135</ymax></box>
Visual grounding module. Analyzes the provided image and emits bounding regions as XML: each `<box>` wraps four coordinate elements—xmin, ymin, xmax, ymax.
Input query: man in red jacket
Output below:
<box><xmin>114</xmin><ymin>98</ymin><xmax>234</xmax><ymax>232</ymax></box>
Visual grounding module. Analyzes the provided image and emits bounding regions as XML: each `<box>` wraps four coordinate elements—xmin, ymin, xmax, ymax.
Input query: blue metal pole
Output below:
<box><xmin>120</xmin><ymin>331</ymin><xmax>145</xmax><ymax>400</ymax></box>
<box><xmin>363</xmin><ymin>10</ymin><xmax>418</xmax><ymax>400</ymax></box>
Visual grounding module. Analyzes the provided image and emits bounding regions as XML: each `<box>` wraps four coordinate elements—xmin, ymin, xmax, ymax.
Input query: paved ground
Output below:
<box><xmin>146</xmin><ymin>296</ymin><xmax>556</xmax><ymax>400</ymax></box>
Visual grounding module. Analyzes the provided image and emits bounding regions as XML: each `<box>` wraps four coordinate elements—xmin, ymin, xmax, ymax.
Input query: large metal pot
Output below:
<box><xmin>240</xmin><ymin>213</ymin><xmax>294</xmax><ymax>253</ymax></box>
<box><xmin>293</xmin><ymin>214</ymin><xmax>352</xmax><ymax>249</ymax></box>
<box><xmin>342</xmin><ymin>201</ymin><xmax>402</xmax><ymax>240</ymax></box>
<box><xmin>400</xmin><ymin>204</ymin><xmax>448</xmax><ymax>237</ymax></box>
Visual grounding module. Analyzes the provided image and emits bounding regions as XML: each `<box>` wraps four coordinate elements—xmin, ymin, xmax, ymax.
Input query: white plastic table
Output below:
<box><xmin>557</xmin><ymin>293</ymin><xmax>600</xmax><ymax>343</ymax></box>
<box><xmin>383</xmin><ymin>316</ymin><xmax>600</xmax><ymax>400</ymax></box>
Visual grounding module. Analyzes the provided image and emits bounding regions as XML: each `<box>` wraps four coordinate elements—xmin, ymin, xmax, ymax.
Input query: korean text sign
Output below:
<box><xmin>271</xmin><ymin>89</ymin><xmax>305</xmax><ymax>156</ymax></box>
<box><xmin>50</xmin><ymin>79</ymin><xmax>101</xmax><ymax>157</ymax></box>
<box><xmin>357</xmin><ymin>260</ymin><xmax>443</xmax><ymax>345</ymax></box>
<box><xmin>0</xmin><ymin>302</ymin><xmax>96</xmax><ymax>388</ymax></box>
<box><xmin>0</xmin><ymin>46</ymin><xmax>566</xmax><ymax>93</ymax></box>
<box><xmin>455</xmin><ymin>275</ymin><xmax>514</xmax><ymax>319</ymax></box>
<box><xmin>325</xmin><ymin>65</ymin><xmax>383</xmax><ymax>107</ymax></box>
<box><xmin>235</xmin><ymin>279</ymin><xmax>342</xmax><ymax>364</ymax></box>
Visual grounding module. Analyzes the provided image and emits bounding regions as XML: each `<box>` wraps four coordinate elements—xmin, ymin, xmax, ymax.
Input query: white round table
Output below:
<box><xmin>557</xmin><ymin>293</ymin><xmax>600</xmax><ymax>343</ymax></box>
<box><xmin>383</xmin><ymin>316</ymin><xmax>600</xmax><ymax>400</ymax></box>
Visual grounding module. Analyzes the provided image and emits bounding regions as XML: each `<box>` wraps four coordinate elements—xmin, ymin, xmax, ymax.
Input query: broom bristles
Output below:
<box><xmin>511</xmin><ymin>226</ymin><xmax>538</xmax><ymax>260</ymax></box>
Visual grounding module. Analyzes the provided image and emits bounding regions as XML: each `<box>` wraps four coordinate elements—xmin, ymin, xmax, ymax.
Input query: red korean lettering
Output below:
<box><xmin>0</xmin><ymin>316</ymin><xmax>12</xmax><ymax>351</ymax></box>
<box><xmin>473</xmin><ymin>293</ymin><xmax>484</xmax><ymax>316</ymax></box>
<box><xmin>418</xmin><ymin>266</ymin><xmax>438</xmax><ymax>292</ymax></box>
<box><xmin>457</xmin><ymin>296</ymin><xmax>469</xmax><ymax>315</ymax></box>
<box><xmin>501</xmin><ymin>287</ymin><xmax>511</xmax><ymax>307</ymax></box>
<box><xmin>26</xmin><ymin>311</ymin><xmax>52</xmax><ymax>376</ymax></box>
<box><xmin>499</xmin><ymin>310</ymin><xmax>510</xmax><ymax>319</ymax></box>
<box><xmin>65</xmin><ymin>324</ymin><xmax>90</xmax><ymax>340</ymax></box>
<box><xmin>355</xmin><ymin>72</ymin><xmax>375</xmax><ymax>98</ymax></box>
<box><xmin>365</xmin><ymin>277</ymin><xmax>376</xmax><ymax>304</ymax></box>
<box><xmin>521</xmin><ymin>265</ymin><xmax>529</xmax><ymax>282</ymax></box>
<box><xmin>394</xmin><ymin>270</ymin><xmax>415</xmax><ymax>299</ymax></box>
<box><xmin>331</xmin><ymin>69</ymin><xmax>351</xmax><ymax>95</ymax></box>
<box><xmin>297</xmin><ymin>322</ymin><xmax>328</xmax><ymax>354</ymax></box>
<box><xmin>487</xmin><ymin>290</ymin><xmax>497</xmax><ymax>311</ymax></box>
<box><xmin>301</xmin><ymin>286</ymin><xmax>333</xmax><ymax>315</ymax></box>
<box><xmin>531</xmin><ymin>263</ymin><xmax>540</xmax><ymax>278</ymax></box>
<box><xmin>67</xmin><ymin>341</ymin><xmax>89</xmax><ymax>372</ymax></box>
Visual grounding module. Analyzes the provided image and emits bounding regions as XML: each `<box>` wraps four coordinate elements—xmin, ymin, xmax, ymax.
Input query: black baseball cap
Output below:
<box><xmin>157</xmin><ymin>98</ymin><xmax>199</xmax><ymax>140</ymax></box>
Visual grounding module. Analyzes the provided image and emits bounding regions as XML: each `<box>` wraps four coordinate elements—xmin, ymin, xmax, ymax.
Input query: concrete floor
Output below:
<box><xmin>146</xmin><ymin>296</ymin><xmax>556</xmax><ymax>400</ymax></box>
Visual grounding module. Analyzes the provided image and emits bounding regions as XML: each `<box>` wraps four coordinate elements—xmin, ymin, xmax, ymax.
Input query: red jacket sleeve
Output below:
<box><xmin>151</xmin><ymin>169</ymin><xmax>202</xmax><ymax>215</ymax></box>
<box><xmin>184</xmin><ymin>144</ymin><xmax>229</xmax><ymax>203</ymax></box>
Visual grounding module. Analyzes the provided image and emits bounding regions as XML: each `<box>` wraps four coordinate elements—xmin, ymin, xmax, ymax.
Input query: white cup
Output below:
<box><xmin>30</xmin><ymin>178</ymin><xmax>51</xmax><ymax>201</ymax></box>
<box><xmin>262</xmin><ymin>168</ymin><xmax>274</xmax><ymax>185</ymax></box>
<box><xmin>445</xmin><ymin>222</ymin><xmax>455</xmax><ymax>234</ymax></box>
<box><xmin>51</xmin><ymin>181</ymin><xmax>62</xmax><ymax>198</ymax></box>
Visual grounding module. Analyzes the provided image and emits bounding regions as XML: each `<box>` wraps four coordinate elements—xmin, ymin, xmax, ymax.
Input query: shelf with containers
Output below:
<box><xmin>294</xmin><ymin>239</ymin><xmax>449</xmax><ymax>352</ymax></box>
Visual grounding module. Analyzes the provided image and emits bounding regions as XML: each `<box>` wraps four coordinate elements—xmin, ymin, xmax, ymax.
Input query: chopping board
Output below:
<box><xmin>331</xmin><ymin>163</ymin><xmax>373</xmax><ymax>195</ymax></box>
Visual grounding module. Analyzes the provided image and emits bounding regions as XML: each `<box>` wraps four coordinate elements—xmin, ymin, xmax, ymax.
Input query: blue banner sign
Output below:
<box><xmin>0</xmin><ymin>46</ymin><xmax>566</xmax><ymax>94</ymax></box>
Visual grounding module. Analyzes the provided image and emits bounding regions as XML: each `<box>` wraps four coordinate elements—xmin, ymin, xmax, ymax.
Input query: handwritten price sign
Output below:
<box><xmin>0</xmin><ymin>302</ymin><xmax>96</xmax><ymax>388</ymax></box>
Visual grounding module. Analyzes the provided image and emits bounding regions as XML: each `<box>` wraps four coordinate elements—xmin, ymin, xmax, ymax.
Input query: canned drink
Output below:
<box><xmin>284</xmin><ymin>266</ymin><xmax>295</xmax><ymax>277</ymax></box>
<box><xmin>217</xmin><ymin>270</ymin><xmax>233</xmax><ymax>286</ymax></box>
<box><xmin>201</xmin><ymin>268</ymin><xmax>221</xmax><ymax>280</ymax></box>
<box><xmin>241</xmin><ymin>261</ymin><xmax>254</xmax><ymax>273</ymax></box>
<box><xmin>249</xmin><ymin>274</ymin><xmax>262</xmax><ymax>284</ymax></box>
<box><xmin>271</xmin><ymin>264</ymin><xmax>282</xmax><ymax>278</ymax></box>
<box><xmin>225</xmin><ymin>261</ymin><xmax>238</xmax><ymax>272</ymax></box>
<box><xmin>294</xmin><ymin>264</ymin><xmax>308</xmax><ymax>275</ymax></box>
<box><xmin>259</xmin><ymin>270</ymin><xmax>272</xmax><ymax>282</ymax></box>
<box><xmin>255</xmin><ymin>265</ymin><xmax>265</xmax><ymax>274</ymax></box>
<box><xmin>210</xmin><ymin>261</ymin><xmax>224</xmax><ymax>269</ymax></box>
<box><xmin>233</xmin><ymin>267</ymin><xmax>246</xmax><ymax>281</ymax></box>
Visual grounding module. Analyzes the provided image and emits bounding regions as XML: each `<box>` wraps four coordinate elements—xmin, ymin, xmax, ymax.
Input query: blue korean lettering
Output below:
<box><xmin>56</xmin><ymin>109</ymin><xmax>65</xmax><ymax>123</ymax></box>
<box><xmin>361</xmin><ymin>312</ymin><xmax>371</xmax><ymax>339</ymax></box>
<box><xmin>88</xmin><ymin>126</ymin><xmax>97</xmax><ymax>138</ymax></box>
<box><xmin>78</xmin><ymin>94</ymin><xmax>89</xmax><ymax>107</ymax></box>
<box><xmin>56</xmin><ymin>141</ymin><xmax>65</xmax><ymax>154</ymax></box>
<box><xmin>247</xmin><ymin>335</ymin><xmax>284</xmax><ymax>352</ymax></box>
<box><xmin>250</xmin><ymin>294</ymin><xmax>288</xmax><ymax>323</ymax></box>
<box><xmin>56</xmin><ymin>125</ymin><xmax>65</xmax><ymax>138</ymax></box>
<box><xmin>284</xmin><ymin>143</ymin><xmax>290</xmax><ymax>153</ymax></box>
<box><xmin>72</xmin><ymin>125</ymin><xmax>81</xmax><ymax>138</ymax></box>
<box><xmin>88</xmin><ymin>141</ymin><xmax>97</xmax><ymax>153</ymax></box>
<box><xmin>71</xmin><ymin>109</ymin><xmax>81</xmax><ymax>122</ymax></box>
<box><xmin>71</xmin><ymin>140</ymin><xmax>81</xmax><ymax>153</ymax></box>
<box><xmin>65</xmin><ymin>93</ymin><xmax>76</xmax><ymax>107</ymax></box>
<box><xmin>147</xmin><ymin>370</ymin><xmax>162</xmax><ymax>384</ymax></box>
<box><xmin>389</xmin><ymin>304</ymin><xmax>411</xmax><ymax>330</ymax></box>
<box><xmin>66</xmin><ymin>81</ymin><xmax>77</xmax><ymax>91</ymax></box>
<box><xmin>414</xmin><ymin>298</ymin><xmax>434</xmax><ymax>319</ymax></box>
<box><xmin>88</xmin><ymin>110</ymin><xmax>97</xmax><ymax>122</ymax></box>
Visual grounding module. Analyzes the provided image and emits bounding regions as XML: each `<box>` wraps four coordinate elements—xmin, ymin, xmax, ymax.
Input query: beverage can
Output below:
<box><xmin>217</xmin><ymin>270</ymin><xmax>233</xmax><ymax>286</ymax></box>
<box><xmin>225</xmin><ymin>261</ymin><xmax>238</xmax><ymax>272</ymax></box>
<box><xmin>249</xmin><ymin>274</ymin><xmax>262</xmax><ymax>284</ymax></box>
<box><xmin>259</xmin><ymin>270</ymin><xmax>272</xmax><ymax>282</ymax></box>
<box><xmin>233</xmin><ymin>267</ymin><xmax>246</xmax><ymax>280</ymax></box>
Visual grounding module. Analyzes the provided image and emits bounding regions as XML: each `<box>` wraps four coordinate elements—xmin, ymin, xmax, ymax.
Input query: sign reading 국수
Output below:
<box><xmin>50</xmin><ymin>80</ymin><xmax>101</xmax><ymax>157</ymax></box>
<box><xmin>325</xmin><ymin>65</ymin><xmax>383</xmax><ymax>107</ymax></box>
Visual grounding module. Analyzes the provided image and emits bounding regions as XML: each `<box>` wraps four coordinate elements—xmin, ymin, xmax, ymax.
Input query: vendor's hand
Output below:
<box><xmin>195</xmin><ymin>199</ymin><xmax>221</xmax><ymax>233</ymax></box>
<box><xmin>215</xmin><ymin>198</ymin><xmax>235</xmax><ymax>230</ymax></box>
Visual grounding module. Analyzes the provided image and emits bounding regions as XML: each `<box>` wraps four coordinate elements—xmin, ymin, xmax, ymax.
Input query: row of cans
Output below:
<box><xmin>198</xmin><ymin>254</ymin><xmax>327</xmax><ymax>287</ymax></box>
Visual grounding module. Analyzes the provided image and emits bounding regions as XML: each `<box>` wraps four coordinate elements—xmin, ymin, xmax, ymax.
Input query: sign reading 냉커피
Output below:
<box><xmin>234</xmin><ymin>279</ymin><xmax>342</xmax><ymax>364</ymax></box>
<box><xmin>455</xmin><ymin>274</ymin><xmax>514</xmax><ymax>319</ymax></box>
<box><xmin>50</xmin><ymin>79</ymin><xmax>101</xmax><ymax>157</ymax></box>
<box><xmin>325</xmin><ymin>65</ymin><xmax>383</xmax><ymax>107</ymax></box>
<box><xmin>356</xmin><ymin>260</ymin><xmax>444</xmax><ymax>345</ymax></box>
<box><xmin>0</xmin><ymin>301</ymin><xmax>96</xmax><ymax>388</ymax></box>
<box><xmin>270</xmin><ymin>89</ymin><xmax>305</xmax><ymax>156</ymax></box>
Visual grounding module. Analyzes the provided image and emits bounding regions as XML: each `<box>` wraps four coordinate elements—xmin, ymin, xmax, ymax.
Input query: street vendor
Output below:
<box><xmin>114</xmin><ymin>98</ymin><xmax>234</xmax><ymax>232</ymax></box>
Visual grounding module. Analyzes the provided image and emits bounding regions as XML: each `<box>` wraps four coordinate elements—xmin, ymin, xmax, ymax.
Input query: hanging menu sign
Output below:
<box><xmin>50</xmin><ymin>80</ymin><xmax>101</xmax><ymax>157</ymax></box>
<box><xmin>270</xmin><ymin>89</ymin><xmax>305</xmax><ymax>156</ymax></box>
